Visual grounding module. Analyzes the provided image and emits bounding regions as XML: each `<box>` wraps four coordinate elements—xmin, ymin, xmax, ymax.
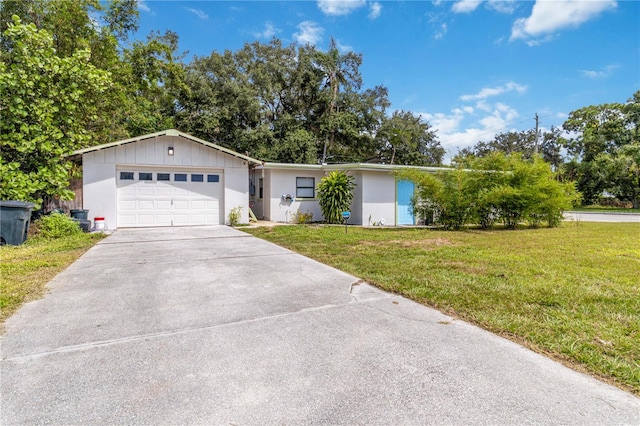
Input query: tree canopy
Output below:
<box><xmin>0</xmin><ymin>17</ymin><xmax>110</xmax><ymax>205</ymax></box>
<box><xmin>0</xmin><ymin>2</ymin><xmax>636</xmax><ymax>210</ymax></box>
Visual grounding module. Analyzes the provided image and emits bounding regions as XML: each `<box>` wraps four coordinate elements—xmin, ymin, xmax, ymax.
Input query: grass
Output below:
<box><xmin>570</xmin><ymin>205</ymin><xmax>640</xmax><ymax>213</ymax></box>
<box><xmin>0</xmin><ymin>233</ymin><xmax>106</xmax><ymax>327</ymax></box>
<box><xmin>245</xmin><ymin>222</ymin><xmax>640</xmax><ymax>394</ymax></box>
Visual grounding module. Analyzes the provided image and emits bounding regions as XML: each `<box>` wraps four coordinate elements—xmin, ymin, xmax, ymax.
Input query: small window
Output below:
<box><xmin>175</xmin><ymin>173</ymin><xmax>187</xmax><ymax>182</ymax></box>
<box><xmin>207</xmin><ymin>174</ymin><xmax>220</xmax><ymax>183</ymax></box>
<box><xmin>139</xmin><ymin>172</ymin><xmax>153</xmax><ymax>181</ymax></box>
<box><xmin>120</xmin><ymin>171</ymin><xmax>134</xmax><ymax>180</ymax></box>
<box><xmin>191</xmin><ymin>174</ymin><xmax>203</xmax><ymax>182</ymax></box>
<box><xmin>296</xmin><ymin>177</ymin><xmax>315</xmax><ymax>198</ymax></box>
<box><xmin>157</xmin><ymin>173</ymin><xmax>170</xmax><ymax>181</ymax></box>
<box><xmin>259</xmin><ymin>178</ymin><xmax>263</xmax><ymax>199</ymax></box>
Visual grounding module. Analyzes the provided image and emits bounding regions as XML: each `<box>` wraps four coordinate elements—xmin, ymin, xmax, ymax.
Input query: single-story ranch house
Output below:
<box><xmin>73</xmin><ymin>129</ymin><xmax>451</xmax><ymax>229</ymax></box>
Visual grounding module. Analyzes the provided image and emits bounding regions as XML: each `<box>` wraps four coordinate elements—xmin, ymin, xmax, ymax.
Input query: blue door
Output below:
<box><xmin>397</xmin><ymin>180</ymin><xmax>415</xmax><ymax>225</ymax></box>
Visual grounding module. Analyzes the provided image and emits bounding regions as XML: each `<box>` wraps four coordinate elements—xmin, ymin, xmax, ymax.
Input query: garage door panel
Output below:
<box><xmin>173</xmin><ymin>213</ymin><xmax>189</xmax><ymax>226</ymax></box>
<box><xmin>117</xmin><ymin>169</ymin><xmax>224</xmax><ymax>227</ymax></box>
<box><xmin>190</xmin><ymin>200</ymin><xmax>206</xmax><ymax>210</ymax></box>
<box><xmin>155</xmin><ymin>213</ymin><xmax>172</xmax><ymax>226</ymax></box>
<box><xmin>173</xmin><ymin>200</ymin><xmax>189</xmax><ymax>210</ymax></box>
<box><xmin>138</xmin><ymin>200</ymin><xmax>155</xmax><ymax>210</ymax></box>
<box><xmin>156</xmin><ymin>200</ymin><xmax>172</xmax><ymax>210</ymax></box>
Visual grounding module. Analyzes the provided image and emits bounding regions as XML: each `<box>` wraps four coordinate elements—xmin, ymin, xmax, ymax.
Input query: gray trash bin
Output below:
<box><xmin>70</xmin><ymin>209</ymin><xmax>89</xmax><ymax>220</ymax></box>
<box><xmin>0</xmin><ymin>201</ymin><xmax>35</xmax><ymax>246</ymax></box>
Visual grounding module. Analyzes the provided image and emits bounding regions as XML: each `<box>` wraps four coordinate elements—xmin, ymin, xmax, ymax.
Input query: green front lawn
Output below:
<box><xmin>0</xmin><ymin>233</ymin><xmax>106</xmax><ymax>327</ymax></box>
<box><xmin>245</xmin><ymin>223</ymin><xmax>640</xmax><ymax>394</ymax></box>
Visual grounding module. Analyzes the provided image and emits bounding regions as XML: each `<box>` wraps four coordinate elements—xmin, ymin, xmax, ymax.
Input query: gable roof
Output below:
<box><xmin>72</xmin><ymin>129</ymin><xmax>263</xmax><ymax>165</ymax></box>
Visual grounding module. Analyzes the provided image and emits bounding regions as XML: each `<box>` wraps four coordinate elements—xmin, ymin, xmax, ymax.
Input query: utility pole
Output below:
<box><xmin>534</xmin><ymin>113</ymin><xmax>539</xmax><ymax>155</ymax></box>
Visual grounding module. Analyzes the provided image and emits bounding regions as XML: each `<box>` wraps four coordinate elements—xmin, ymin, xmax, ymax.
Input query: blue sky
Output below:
<box><xmin>134</xmin><ymin>0</ymin><xmax>639</xmax><ymax>160</ymax></box>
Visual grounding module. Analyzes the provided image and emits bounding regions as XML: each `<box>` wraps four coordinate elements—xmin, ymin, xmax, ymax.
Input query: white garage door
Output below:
<box><xmin>117</xmin><ymin>169</ymin><xmax>223</xmax><ymax>227</ymax></box>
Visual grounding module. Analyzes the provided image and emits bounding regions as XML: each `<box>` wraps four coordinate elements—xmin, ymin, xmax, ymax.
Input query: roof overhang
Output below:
<box><xmin>258</xmin><ymin>162</ymin><xmax>455</xmax><ymax>173</ymax></box>
<box><xmin>71</xmin><ymin>129</ymin><xmax>263</xmax><ymax>165</ymax></box>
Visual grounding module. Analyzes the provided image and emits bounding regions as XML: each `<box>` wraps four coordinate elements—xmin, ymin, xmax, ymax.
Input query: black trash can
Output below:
<box><xmin>72</xmin><ymin>218</ymin><xmax>91</xmax><ymax>232</ymax></box>
<box><xmin>70</xmin><ymin>209</ymin><xmax>89</xmax><ymax>220</ymax></box>
<box><xmin>0</xmin><ymin>201</ymin><xmax>35</xmax><ymax>246</ymax></box>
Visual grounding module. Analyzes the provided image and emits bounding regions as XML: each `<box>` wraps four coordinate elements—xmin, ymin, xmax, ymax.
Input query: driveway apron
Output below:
<box><xmin>2</xmin><ymin>226</ymin><xmax>639</xmax><ymax>425</ymax></box>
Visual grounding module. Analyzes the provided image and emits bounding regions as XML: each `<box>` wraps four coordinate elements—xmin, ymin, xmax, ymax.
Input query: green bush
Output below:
<box><xmin>399</xmin><ymin>153</ymin><xmax>580</xmax><ymax>230</ymax></box>
<box><xmin>317</xmin><ymin>171</ymin><xmax>356</xmax><ymax>224</ymax></box>
<box><xmin>293</xmin><ymin>210</ymin><xmax>314</xmax><ymax>224</ymax></box>
<box><xmin>36</xmin><ymin>213</ymin><xmax>82</xmax><ymax>239</ymax></box>
<box><xmin>228</xmin><ymin>206</ymin><xmax>242</xmax><ymax>226</ymax></box>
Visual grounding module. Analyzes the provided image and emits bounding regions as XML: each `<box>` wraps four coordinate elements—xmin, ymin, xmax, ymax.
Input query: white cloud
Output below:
<box><xmin>580</xmin><ymin>63</ymin><xmax>619</xmax><ymax>79</ymax></box>
<box><xmin>422</xmin><ymin>110</ymin><xmax>466</xmax><ymax>136</ymax></box>
<box><xmin>511</xmin><ymin>0</ymin><xmax>617</xmax><ymax>42</ymax></box>
<box><xmin>253</xmin><ymin>22</ymin><xmax>280</xmax><ymax>39</ymax></box>
<box><xmin>317</xmin><ymin>0</ymin><xmax>366</xmax><ymax>16</ymax></box>
<box><xmin>452</xmin><ymin>0</ymin><xmax>482</xmax><ymax>14</ymax></box>
<box><xmin>460</xmin><ymin>81</ymin><xmax>528</xmax><ymax>102</ymax></box>
<box><xmin>369</xmin><ymin>2</ymin><xmax>382</xmax><ymax>19</ymax></box>
<box><xmin>487</xmin><ymin>0</ymin><xmax>517</xmax><ymax>14</ymax></box>
<box><xmin>186</xmin><ymin>8</ymin><xmax>209</xmax><ymax>20</ymax></box>
<box><xmin>479</xmin><ymin>102</ymin><xmax>519</xmax><ymax>129</ymax></box>
<box><xmin>137</xmin><ymin>0</ymin><xmax>150</xmax><ymax>12</ymax></box>
<box><xmin>335</xmin><ymin>39</ymin><xmax>353</xmax><ymax>52</ymax></box>
<box><xmin>476</xmin><ymin>100</ymin><xmax>492</xmax><ymax>112</ymax></box>
<box><xmin>421</xmin><ymin>98</ymin><xmax>526</xmax><ymax>162</ymax></box>
<box><xmin>434</xmin><ymin>23</ymin><xmax>448</xmax><ymax>40</ymax></box>
<box><xmin>294</xmin><ymin>21</ymin><xmax>324</xmax><ymax>45</ymax></box>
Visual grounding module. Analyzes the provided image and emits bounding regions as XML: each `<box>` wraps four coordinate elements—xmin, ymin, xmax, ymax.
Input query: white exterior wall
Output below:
<box><xmin>349</xmin><ymin>171</ymin><xmax>363</xmax><ymax>225</ymax></box>
<box><xmin>83</xmin><ymin>163</ymin><xmax>117</xmax><ymax>230</ymax></box>
<box><xmin>223</xmin><ymin>167</ymin><xmax>250</xmax><ymax>224</ymax></box>
<box><xmin>82</xmin><ymin>135</ymin><xmax>250</xmax><ymax>227</ymax></box>
<box><xmin>361</xmin><ymin>171</ymin><xmax>397</xmax><ymax>226</ymax></box>
<box><xmin>265</xmin><ymin>169</ymin><xmax>325</xmax><ymax>223</ymax></box>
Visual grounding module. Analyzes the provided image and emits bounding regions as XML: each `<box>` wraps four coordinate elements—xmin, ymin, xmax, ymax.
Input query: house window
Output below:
<box><xmin>259</xmin><ymin>178</ymin><xmax>263</xmax><ymax>199</ymax></box>
<box><xmin>139</xmin><ymin>172</ymin><xmax>153</xmax><ymax>181</ymax></box>
<box><xmin>157</xmin><ymin>173</ymin><xmax>170</xmax><ymax>181</ymax></box>
<box><xmin>175</xmin><ymin>173</ymin><xmax>187</xmax><ymax>182</ymax></box>
<box><xmin>120</xmin><ymin>171</ymin><xmax>134</xmax><ymax>180</ymax></box>
<box><xmin>207</xmin><ymin>174</ymin><xmax>220</xmax><ymax>183</ymax></box>
<box><xmin>296</xmin><ymin>177</ymin><xmax>315</xmax><ymax>199</ymax></box>
<box><xmin>191</xmin><ymin>174</ymin><xmax>204</xmax><ymax>182</ymax></box>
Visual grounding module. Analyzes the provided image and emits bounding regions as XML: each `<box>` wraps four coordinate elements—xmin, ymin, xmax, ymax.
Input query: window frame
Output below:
<box><xmin>296</xmin><ymin>177</ymin><xmax>315</xmax><ymax>199</ymax></box>
<box><xmin>138</xmin><ymin>172</ymin><xmax>153</xmax><ymax>181</ymax></box>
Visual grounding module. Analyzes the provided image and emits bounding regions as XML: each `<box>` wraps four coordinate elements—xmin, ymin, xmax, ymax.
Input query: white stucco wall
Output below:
<box><xmin>265</xmin><ymin>169</ymin><xmax>325</xmax><ymax>223</ymax></box>
<box><xmin>361</xmin><ymin>171</ymin><xmax>397</xmax><ymax>226</ymax></box>
<box><xmin>82</xmin><ymin>135</ymin><xmax>250</xmax><ymax>227</ymax></box>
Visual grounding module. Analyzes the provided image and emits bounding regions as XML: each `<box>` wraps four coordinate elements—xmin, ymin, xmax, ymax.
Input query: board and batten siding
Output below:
<box><xmin>82</xmin><ymin>135</ymin><xmax>250</xmax><ymax>228</ymax></box>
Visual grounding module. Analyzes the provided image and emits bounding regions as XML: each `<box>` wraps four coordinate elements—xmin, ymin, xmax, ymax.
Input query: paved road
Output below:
<box><xmin>2</xmin><ymin>227</ymin><xmax>639</xmax><ymax>425</ymax></box>
<box><xmin>564</xmin><ymin>211</ymin><xmax>640</xmax><ymax>223</ymax></box>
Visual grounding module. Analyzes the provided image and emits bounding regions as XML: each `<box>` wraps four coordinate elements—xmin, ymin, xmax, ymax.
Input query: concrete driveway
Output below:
<box><xmin>564</xmin><ymin>211</ymin><xmax>640</xmax><ymax>222</ymax></box>
<box><xmin>2</xmin><ymin>226</ymin><xmax>638</xmax><ymax>425</ymax></box>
